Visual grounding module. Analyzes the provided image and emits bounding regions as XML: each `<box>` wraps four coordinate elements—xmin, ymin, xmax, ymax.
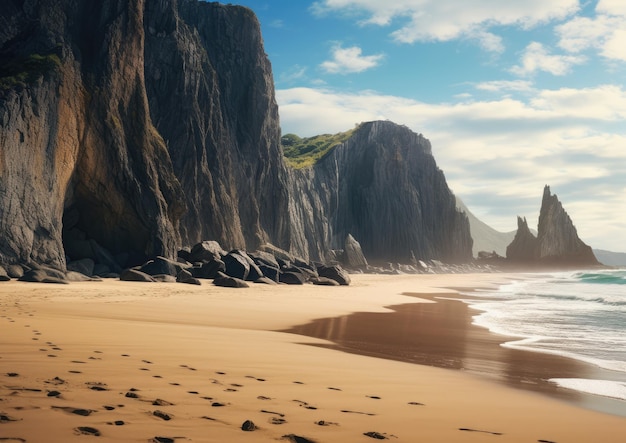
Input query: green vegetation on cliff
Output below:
<box><xmin>0</xmin><ymin>53</ymin><xmax>61</xmax><ymax>91</ymax></box>
<box><xmin>281</xmin><ymin>126</ymin><xmax>359</xmax><ymax>168</ymax></box>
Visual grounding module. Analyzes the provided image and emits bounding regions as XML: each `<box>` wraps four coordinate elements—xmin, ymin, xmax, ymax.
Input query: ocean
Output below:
<box><xmin>464</xmin><ymin>269</ymin><xmax>626</xmax><ymax>404</ymax></box>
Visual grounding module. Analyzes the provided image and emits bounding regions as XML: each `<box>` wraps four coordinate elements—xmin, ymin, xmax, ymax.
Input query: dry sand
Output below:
<box><xmin>0</xmin><ymin>273</ymin><xmax>624</xmax><ymax>442</ymax></box>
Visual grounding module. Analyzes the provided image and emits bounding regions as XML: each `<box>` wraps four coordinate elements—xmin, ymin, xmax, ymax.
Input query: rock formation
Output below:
<box><xmin>506</xmin><ymin>217</ymin><xmax>540</xmax><ymax>261</ymax></box>
<box><xmin>506</xmin><ymin>186</ymin><xmax>598</xmax><ymax>266</ymax></box>
<box><xmin>0</xmin><ymin>1</ymin><xmax>473</xmax><ymax>270</ymax></box>
<box><xmin>287</xmin><ymin>121</ymin><xmax>473</xmax><ymax>264</ymax></box>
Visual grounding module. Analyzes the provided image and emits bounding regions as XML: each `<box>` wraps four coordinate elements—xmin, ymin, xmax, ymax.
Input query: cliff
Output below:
<box><xmin>287</xmin><ymin>122</ymin><xmax>473</xmax><ymax>264</ymax></box>
<box><xmin>0</xmin><ymin>1</ymin><xmax>472</xmax><ymax>270</ymax></box>
<box><xmin>506</xmin><ymin>186</ymin><xmax>598</xmax><ymax>266</ymax></box>
<box><xmin>0</xmin><ymin>0</ymin><xmax>184</xmax><ymax>269</ymax></box>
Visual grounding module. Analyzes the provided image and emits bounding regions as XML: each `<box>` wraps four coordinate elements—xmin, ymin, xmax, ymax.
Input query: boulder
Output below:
<box><xmin>223</xmin><ymin>252</ymin><xmax>250</xmax><ymax>280</ymax></box>
<box><xmin>249</xmin><ymin>251</ymin><xmax>279</xmax><ymax>269</ymax></box>
<box><xmin>0</xmin><ymin>266</ymin><xmax>10</xmax><ymax>281</ymax></box>
<box><xmin>213</xmin><ymin>273</ymin><xmax>249</xmax><ymax>288</ymax></box>
<box><xmin>19</xmin><ymin>269</ymin><xmax>68</xmax><ymax>284</ymax></box>
<box><xmin>140</xmin><ymin>256</ymin><xmax>185</xmax><ymax>277</ymax></box>
<box><xmin>188</xmin><ymin>241</ymin><xmax>226</xmax><ymax>263</ymax></box>
<box><xmin>258</xmin><ymin>265</ymin><xmax>280</xmax><ymax>283</ymax></box>
<box><xmin>279</xmin><ymin>271</ymin><xmax>306</xmax><ymax>285</ymax></box>
<box><xmin>176</xmin><ymin>269</ymin><xmax>195</xmax><ymax>284</ymax></box>
<box><xmin>317</xmin><ymin>265</ymin><xmax>351</xmax><ymax>286</ymax></box>
<box><xmin>191</xmin><ymin>259</ymin><xmax>226</xmax><ymax>279</ymax></box>
<box><xmin>343</xmin><ymin>234</ymin><xmax>368</xmax><ymax>269</ymax></box>
<box><xmin>310</xmin><ymin>276</ymin><xmax>340</xmax><ymax>286</ymax></box>
<box><xmin>120</xmin><ymin>269</ymin><xmax>156</xmax><ymax>282</ymax></box>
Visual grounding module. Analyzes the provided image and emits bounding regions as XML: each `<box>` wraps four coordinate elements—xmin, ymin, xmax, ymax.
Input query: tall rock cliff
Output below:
<box><xmin>143</xmin><ymin>0</ymin><xmax>291</xmax><ymax>250</ymax></box>
<box><xmin>0</xmin><ymin>1</ymin><xmax>472</xmax><ymax>269</ymax></box>
<box><xmin>287</xmin><ymin>122</ymin><xmax>473</xmax><ymax>264</ymax></box>
<box><xmin>506</xmin><ymin>186</ymin><xmax>598</xmax><ymax>266</ymax></box>
<box><xmin>0</xmin><ymin>0</ymin><xmax>184</xmax><ymax>268</ymax></box>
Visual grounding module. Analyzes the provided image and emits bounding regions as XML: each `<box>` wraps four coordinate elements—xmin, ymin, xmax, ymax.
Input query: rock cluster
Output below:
<box><xmin>506</xmin><ymin>186</ymin><xmax>598</xmax><ymax>266</ymax></box>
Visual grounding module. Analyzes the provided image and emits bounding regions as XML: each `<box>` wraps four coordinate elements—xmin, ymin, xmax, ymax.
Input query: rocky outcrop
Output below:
<box><xmin>506</xmin><ymin>186</ymin><xmax>598</xmax><ymax>266</ymax></box>
<box><xmin>287</xmin><ymin>122</ymin><xmax>473</xmax><ymax>264</ymax></box>
<box><xmin>1</xmin><ymin>2</ymin><xmax>473</xmax><ymax>270</ymax></box>
<box><xmin>506</xmin><ymin>217</ymin><xmax>539</xmax><ymax>261</ymax></box>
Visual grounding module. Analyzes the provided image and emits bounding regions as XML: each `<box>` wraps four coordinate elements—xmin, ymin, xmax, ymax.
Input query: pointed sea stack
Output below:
<box><xmin>506</xmin><ymin>186</ymin><xmax>598</xmax><ymax>267</ymax></box>
<box><xmin>506</xmin><ymin>217</ymin><xmax>538</xmax><ymax>261</ymax></box>
<box><xmin>537</xmin><ymin>186</ymin><xmax>598</xmax><ymax>265</ymax></box>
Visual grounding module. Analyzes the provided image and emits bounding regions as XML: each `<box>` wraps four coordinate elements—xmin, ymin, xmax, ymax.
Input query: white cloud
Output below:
<box><xmin>320</xmin><ymin>44</ymin><xmax>384</xmax><ymax>74</ymax></box>
<box><xmin>312</xmin><ymin>0</ymin><xmax>579</xmax><ymax>51</ymax></box>
<box><xmin>475</xmin><ymin>80</ymin><xmax>534</xmax><ymax>93</ymax></box>
<box><xmin>510</xmin><ymin>42</ymin><xmax>586</xmax><ymax>76</ymax></box>
<box><xmin>276</xmin><ymin>85</ymin><xmax>626</xmax><ymax>250</ymax></box>
<box><xmin>556</xmin><ymin>6</ymin><xmax>626</xmax><ymax>62</ymax></box>
<box><xmin>597</xmin><ymin>0</ymin><xmax>626</xmax><ymax>16</ymax></box>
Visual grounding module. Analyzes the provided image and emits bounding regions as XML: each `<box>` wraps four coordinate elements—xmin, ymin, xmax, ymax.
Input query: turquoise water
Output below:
<box><xmin>464</xmin><ymin>269</ymin><xmax>626</xmax><ymax>402</ymax></box>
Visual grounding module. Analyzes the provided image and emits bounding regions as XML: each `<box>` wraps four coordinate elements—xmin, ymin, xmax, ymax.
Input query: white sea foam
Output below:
<box><xmin>461</xmin><ymin>269</ymin><xmax>626</xmax><ymax>385</ymax></box>
<box><xmin>549</xmin><ymin>378</ymin><xmax>626</xmax><ymax>401</ymax></box>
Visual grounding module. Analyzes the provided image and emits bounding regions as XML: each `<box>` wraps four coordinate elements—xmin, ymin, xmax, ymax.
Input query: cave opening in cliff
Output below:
<box><xmin>61</xmin><ymin>185</ymin><xmax>149</xmax><ymax>275</ymax></box>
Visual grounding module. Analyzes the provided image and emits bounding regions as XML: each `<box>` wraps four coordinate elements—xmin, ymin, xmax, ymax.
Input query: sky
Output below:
<box><xmin>227</xmin><ymin>0</ymin><xmax>626</xmax><ymax>253</ymax></box>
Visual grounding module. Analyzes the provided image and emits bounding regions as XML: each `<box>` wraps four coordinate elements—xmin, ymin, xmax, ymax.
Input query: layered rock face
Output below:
<box><xmin>143</xmin><ymin>0</ymin><xmax>291</xmax><ymax>250</ymax></box>
<box><xmin>287</xmin><ymin>122</ymin><xmax>473</xmax><ymax>264</ymax></box>
<box><xmin>0</xmin><ymin>0</ymin><xmax>287</xmax><ymax>268</ymax></box>
<box><xmin>506</xmin><ymin>186</ymin><xmax>598</xmax><ymax>266</ymax></box>
<box><xmin>0</xmin><ymin>1</ymin><xmax>472</xmax><ymax>269</ymax></box>
<box><xmin>0</xmin><ymin>0</ymin><xmax>184</xmax><ymax>268</ymax></box>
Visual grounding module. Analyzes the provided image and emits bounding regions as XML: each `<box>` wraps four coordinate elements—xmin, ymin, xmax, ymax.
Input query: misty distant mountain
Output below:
<box><xmin>593</xmin><ymin>250</ymin><xmax>626</xmax><ymax>267</ymax></box>
<box><xmin>455</xmin><ymin>198</ymin><xmax>517</xmax><ymax>257</ymax></box>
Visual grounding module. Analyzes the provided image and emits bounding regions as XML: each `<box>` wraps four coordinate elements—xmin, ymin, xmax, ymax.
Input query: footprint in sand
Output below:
<box><xmin>153</xmin><ymin>410</ymin><xmax>172</xmax><ymax>421</ymax></box>
<box><xmin>75</xmin><ymin>427</ymin><xmax>100</xmax><ymax>436</ymax></box>
<box><xmin>293</xmin><ymin>400</ymin><xmax>317</xmax><ymax>410</ymax></box>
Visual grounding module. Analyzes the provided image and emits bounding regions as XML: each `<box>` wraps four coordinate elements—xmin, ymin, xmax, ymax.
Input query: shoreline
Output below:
<box><xmin>283</xmin><ymin>293</ymin><xmax>626</xmax><ymax>417</ymax></box>
<box><xmin>1</xmin><ymin>273</ymin><xmax>625</xmax><ymax>442</ymax></box>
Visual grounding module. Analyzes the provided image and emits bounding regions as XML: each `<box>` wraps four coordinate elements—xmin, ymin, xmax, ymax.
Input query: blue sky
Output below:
<box><xmin>228</xmin><ymin>0</ymin><xmax>626</xmax><ymax>253</ymax></box>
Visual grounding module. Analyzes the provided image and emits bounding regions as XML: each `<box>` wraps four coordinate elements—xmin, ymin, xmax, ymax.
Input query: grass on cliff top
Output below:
<box><xmin>0</xmin><ymin>53</ymin><xmax>62</xmax><ymax>91</ymax></box>
<box><xmin>281</xmin><ymin>125</ymin><xmax>359</xmax><ymax>169</ymax></box>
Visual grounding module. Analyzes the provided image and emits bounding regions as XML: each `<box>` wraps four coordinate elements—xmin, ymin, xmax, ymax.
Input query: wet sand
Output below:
<box><xmin>1</xmin><ymin>273</ymin><xmax>625</xmax><ymax>442</ymax></box>
<box><xmin>284</xmin><ymin>294</ymin><xmax>626</xmax><ymax>416</ymax></box>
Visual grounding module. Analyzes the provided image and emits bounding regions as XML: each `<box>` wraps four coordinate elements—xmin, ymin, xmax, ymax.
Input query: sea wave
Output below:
<box><xmin>463</xmin><ymin>269</ymin><xmax>626</xmax><ymax>376</ymax></box>
<box><xmin>549</xmin><ymin>378</ymin><xmax>626</xmax><ymax>401</ymax></box>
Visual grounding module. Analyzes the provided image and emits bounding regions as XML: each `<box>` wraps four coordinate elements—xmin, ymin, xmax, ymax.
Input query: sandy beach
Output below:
<box><xmin>1</xmin><ymin>273</ymin><xmax>624</xmax><ymax>442</ymax></box>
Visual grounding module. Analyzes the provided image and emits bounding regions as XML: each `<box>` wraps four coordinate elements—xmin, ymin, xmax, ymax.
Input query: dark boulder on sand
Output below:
<box><xmin>310</xmin><ymin>276</ymin><xmax>340</xmax><ymax>286</ymax></box>
<box><xmin>223</xmin><ymin>252</ymin><xmax>250</xmax><ymax>281</ymax></box>
<box><xmin>188</xmin><ymin>241</ymin><xmax>226</xmax><ymax>263</ymax></box>
<box><xmin>317</xmin><ymin>265</ymin><xmax>351</xmax><ymax>286</ymax></box>
<box><xmin>176</xmin><ymin>269</ymin><xmax>201</xmax><ymax>285</ymax></box>
<box><xmin>279</xmin><ymin>271</ymin><xmax>306</xmax><ymax>285</ymax></box>
<box><xmin>140</xmin><ymin>256</ymin><xmax>186</xmax><ymax>277</ymax></box>
<box><xmin>120</xmin><ymin>269</ymin><xmax>156</xmax><ymax>282</ymax></box>
<box><xmin>213</xmin><ymin>273</ymin><xmax>249</xmax><ymax>288</ymax></box>
<box><xmin>0</xmin><ymin>266</ymin><xmax>10</xmax><ymax>282</ymax></box>
<box><xmin>191</xmin><ymin>259</ymin><xmax>226</xmax><ymax>279</ymax></box>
